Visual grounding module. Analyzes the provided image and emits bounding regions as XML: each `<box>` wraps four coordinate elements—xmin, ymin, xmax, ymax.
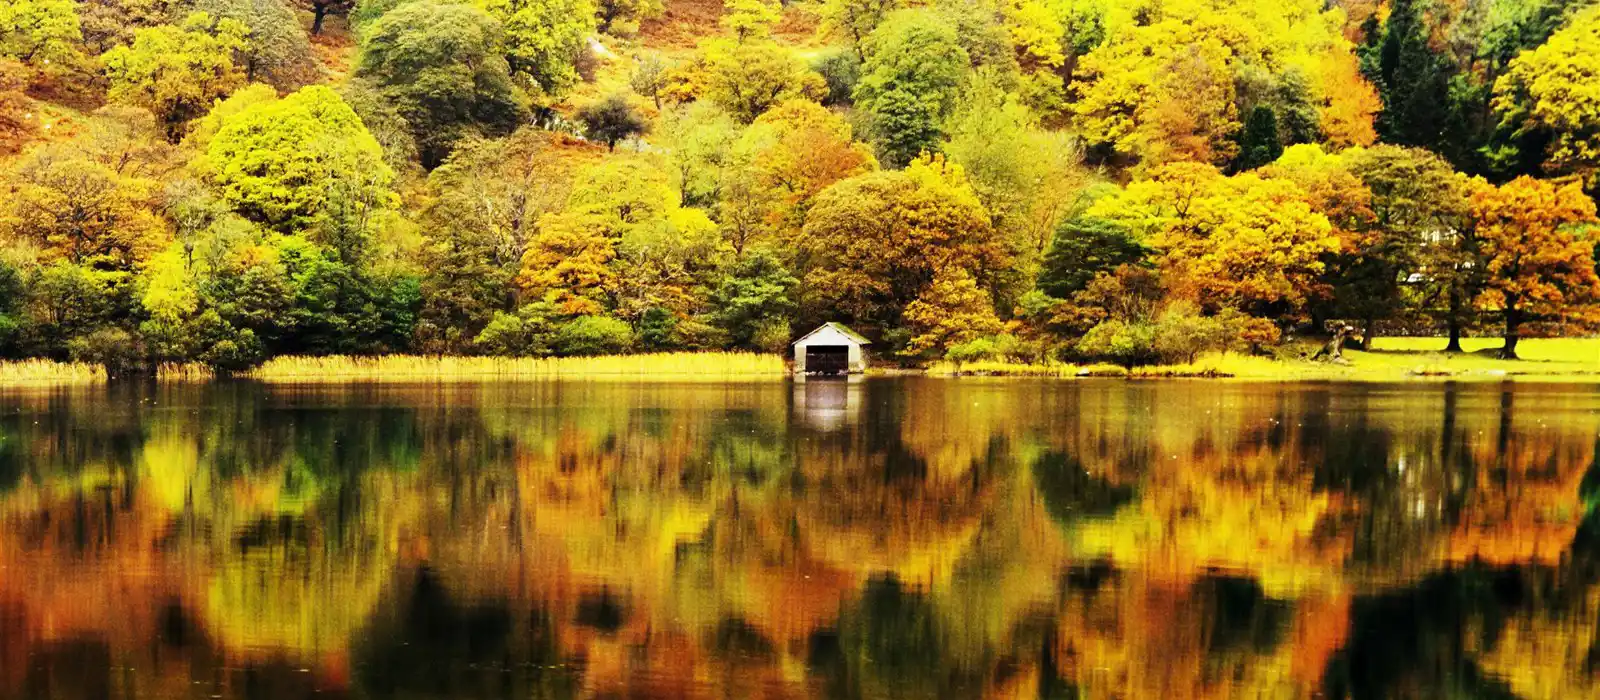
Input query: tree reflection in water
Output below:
<box><xmin>0</xmin><ymin>379</ymin><xmax>1596</xmax><ymax>698</ymax></box>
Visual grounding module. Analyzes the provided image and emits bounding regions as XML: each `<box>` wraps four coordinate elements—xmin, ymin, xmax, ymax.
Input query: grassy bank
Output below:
<box><xmin>243</xmin><ymin>353</ymin><xmax>788</xmax><ymax>382</ymax></box>
<box><xmin>929</xmin><ymin>337</ymin><xmax>1600</xmax><ymax>381</ymax></box>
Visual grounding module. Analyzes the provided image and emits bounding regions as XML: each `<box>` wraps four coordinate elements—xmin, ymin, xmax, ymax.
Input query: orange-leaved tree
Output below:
<box><xmin>1471</xmin><ymin>176</ymin><xmax>1600</xmax><ymax>359</ymax></box>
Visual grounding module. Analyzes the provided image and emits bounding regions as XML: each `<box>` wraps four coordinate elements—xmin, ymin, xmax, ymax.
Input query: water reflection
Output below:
<box><xmin>0</xmin><ymin>380</ymin><xmax>1597</xmax><ymax>698</ymax></box>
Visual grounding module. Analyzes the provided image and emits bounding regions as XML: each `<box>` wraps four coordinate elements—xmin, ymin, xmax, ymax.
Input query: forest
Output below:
<box><xmin>1</xmin><ymin>0</ymin><xmax>1599</xmax><ymax>372</ymax></box>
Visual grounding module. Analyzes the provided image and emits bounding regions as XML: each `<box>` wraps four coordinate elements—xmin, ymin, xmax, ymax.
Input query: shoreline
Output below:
<box><xmin>0</xmin><ymin>339</ymin><xmax>1598</xmax><ymax>386</ymax></box>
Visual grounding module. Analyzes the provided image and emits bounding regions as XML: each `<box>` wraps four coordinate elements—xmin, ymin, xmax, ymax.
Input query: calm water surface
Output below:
<box><xmin>1</xmin><ymin>379</ymin><xmax>1598</xmax><ymax>699</ymax></box>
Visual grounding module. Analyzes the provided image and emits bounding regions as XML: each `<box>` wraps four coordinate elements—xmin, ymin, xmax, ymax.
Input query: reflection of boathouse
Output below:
<box><xmin>791</xmin><ymin>323</ymin><xmax>869</xmax><ymax>375</ymax></box>
<box><xmin>793</xmin><ymin>377</ymin><xmax>861</xmax><ymax>431</ymax></box>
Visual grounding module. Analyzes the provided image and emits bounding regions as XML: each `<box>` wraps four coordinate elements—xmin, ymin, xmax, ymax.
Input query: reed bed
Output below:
<box><xmin>924</xmin><ymin>360</ymin><xmax>1082</xmax><ymax>377</ymax></box>
<box><xmin>156</xmin><ymin>363</ymin><xmax>216</xmax><ymax>382</ymax></box>
<box><xmin>244</xmin><ymin>353</ymin><xmax>789</xmax><ymax>382</ymax></box>
<box><xmin>0</xmin><ymin>359</ymin><xmax>107</xmax><ymax>385</ymax></box>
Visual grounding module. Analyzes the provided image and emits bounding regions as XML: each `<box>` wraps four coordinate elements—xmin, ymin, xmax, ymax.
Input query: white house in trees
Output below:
<box><xmin>792</xmin><ymin>323</ymin><xmax>870</xmax><ymax>375</ymax></box>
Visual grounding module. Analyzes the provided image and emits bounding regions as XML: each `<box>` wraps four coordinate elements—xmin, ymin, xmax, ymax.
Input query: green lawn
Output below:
<box><xmin>928</xmin><ymin>338</ymin><xmax>1600</xmax><ymax>381</ymax></box>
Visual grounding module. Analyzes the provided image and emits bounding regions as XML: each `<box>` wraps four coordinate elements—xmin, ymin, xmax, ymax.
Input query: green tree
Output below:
<box><xmin>1236</xmin><ymin>106</ymin><xmax>1284</xmax><ymax>171</ymax></box>
<box><xmin>942</xmin><ymin>73</ymin><xmax>1088</xmax><ymax>276</ymax></box>
<box><xmin>629</xmin><ymin>52</ymin><xmax>670</xmax><ymax>108</ymax></box>
<box><xmin>476</xmin><ymin>0</ymin><xmax>597</xmax><ymax>98</ymax></box>
<box><xmin>576</xmin><ymin>93</ymin><xmax>648</xmax><ymax>151</ymax></box>
<box><xmin>596</xmin><ymin>0</ymin><xmax>661</xmax><ymax>36</ymax></box>
<box><xmin>298</xmin><ymin>0</ymin><xmax>355</xmax><ymax>34</ymax></box>
<box><xmin>1339</xmin><ymin>145</ymin><xmax>1476</xmax><ymax>350</ymax></box>
<box><xmin>192</xmin><ymin>0</ymin><xmax>322</xmax><ymax>90</ymax></box>
<box><xmin>709</xmin><ymin>247</ymin><xmax>797</xmax><ymax>348</ymax></box>
<box><xmin>100</xmin><ymin>12</ymin><xmax>250</xmax><ymax>139</ymax></box>
<box><xmin>357</xmin><ymin>1</ymin><xmax>528</xmax><ymax>167</ymax></box>
<box><xmin>853</xmin><ymin>9</ymin><xmax>968</xmax><ymax>167</ymax></box>
<box><xmin>1364</xmin><ymin>0</ymin><xmax>1453</xmax><ymax>152</ymax></box>
<box><xmin>199</xmin><ymin>86</ymin><xmax>397</xmax><ymax>261</ymax></box>
<box><xmin>1036</xmin><ymin>216</ymin><xmax>1150</xmax><ymax>299</ymax></box>
<box><xmin>817</xmin><ymin>0</ymin><xmax>898</xmax><ymax>62</ymax></box>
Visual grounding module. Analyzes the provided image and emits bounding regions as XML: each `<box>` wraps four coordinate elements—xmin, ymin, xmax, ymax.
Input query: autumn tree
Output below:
<box><xmin>100</xmin><ymin>13</ymin><xmax>249</xmax><ymax>140</ymax></box>
<box><xmin>517</xmin><ymin>157</ymin><xmax>703</xmax><ymax>315</ymax></box>
<box><xmin>728</xmin><ymin>99</ymin><xmax>876</xmax><ymax>244</ymax></box>
<box><xmin>1470</xmin><ymin>177</ymin><xmax>1600</xmax><ymax>359</ymax></box>
<box><xmin>853</xmin><ymin>9</ymin><xmax>968</xmax><ymax>167</ymax></box>
<box><xmin>901</xmin><ymin>266</ymin><xmax>1003</xmax><ymax>357</ymax></box>
<box><xmin>1088</xmin><ymin>162</ymin><xmax>1340</xmax><ymax>323</ymax></box>
<box><xmin>694</xmin><ymin>39</ymin><xmax>825</xmax><ymax>123</ymax></box>
<box><xmin>0</xmin><ymin>59</ymin><xmax>35</xmax><ymax>155</ymax></box>
<box><xmin>0</xmin><ymin>145</ymin><xmax>168</xmax><ymax>271</ymax></box>
<box><xmin>721</xmin><ymin>0</ymin><xmax>779</xmax><ymax>43</ymax></box>
<box><xmin>799</xmin><ymin>155</ymin><xmax>1004</xmax><ymax>340</ymax></box>
<box><xmin>1070</xmin><ymin>14</ymin><xmax>1244</xmax><ymax>168</ymax></box>
<box><xmin>357</xmin><ymin>1</ymin><xmax>528</xmax><ymax>167</ymax></box>
<box><xmin>413</xmin><ymin>131</ymin><xmax>591</xmax><ymax>349</ymax></box>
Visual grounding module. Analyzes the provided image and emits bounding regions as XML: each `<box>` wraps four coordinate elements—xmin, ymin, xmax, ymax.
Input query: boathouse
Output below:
<box><xmin>792</xmin><ymin>323</ymin><xmax>870</xmax><ymax>375</ymax></box>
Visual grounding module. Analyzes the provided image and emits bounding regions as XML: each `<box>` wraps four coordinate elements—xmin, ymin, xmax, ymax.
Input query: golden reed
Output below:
<box><xmin>243</xmin><ymin>353</ymin><xmax>788</xmax><ymax>382</ymax></box>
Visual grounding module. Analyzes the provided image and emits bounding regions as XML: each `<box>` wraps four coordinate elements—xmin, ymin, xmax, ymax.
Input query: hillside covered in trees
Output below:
<box><xmin>1</xmin><ymin>0</ymin><xmax>1599</xmax><ymax>371</ymax></box>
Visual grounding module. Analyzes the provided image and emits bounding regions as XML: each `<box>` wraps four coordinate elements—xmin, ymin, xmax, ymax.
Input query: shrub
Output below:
<box><xmin>554</xmin><ymin>315</ymin><xmax>634</xmax><ymax>356</ymax></box>
<box><xmin>473</xmin><ymin>305</ymin><xmax>558</xmax><ymax>356</ymax></box>
<box><xmin>1076</xmin><ymin>319</ymin><xmax>1157</xmax><ymax>368</ymax></box>
<box><xmin>945</xmin><ymin>337</ymin><xmax>997</xmax><ymax>366</ymax></box>
<box><xmin>1152</xmin><ymin>302</ymin><xmax>1227</xmax><ymax>364</ymax></box>
<box><xmin>636</xmin><ymin>307</ymin><xmax>678</xmax><ymax>351</ymax></box>
<box><xmin>751</xmin><ymin>318</ymin><xmax>791</xmax><ymax>353</ymax></box>
<box><xmin>67</xmin><ymin>328</ymin><xmax>145</xmax><ymax>376</ymax></box>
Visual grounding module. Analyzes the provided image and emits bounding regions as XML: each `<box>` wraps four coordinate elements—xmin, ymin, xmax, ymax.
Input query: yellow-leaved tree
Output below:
<box><xmin>1492</xmin><ymin>4</ymin><xmax>1600</xmax><ymax>191</ymax></box>
<box><xmin>1088</xmin><ymin>162</ymin><xmax>1340</xmax><ymax>324</ymax></box>
<box><xmin>799</xmin><ymin>155</ymin><xmax>1005</xmax><ymax>341</ymax></box>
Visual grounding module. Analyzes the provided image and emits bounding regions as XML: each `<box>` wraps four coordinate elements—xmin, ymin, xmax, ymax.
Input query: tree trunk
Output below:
<box><xmin>312</xmin><ymin>7</ymin><xmax>328</xmax><ymax>35</ymax></box>
<box><xmin>1500</xmin><ymin>302</ymin><xmax>1521</xmax><ymax>360</ymax></box>
<box><xmin>1444</xmin><ymin>289</ymin><xmax>1464</xmax><ymax>353</ymax></box>
<box><xmin>1314</xmin><ymin>326</ymin><xmax>1353</xmax><ymax>362</ymax></box>
<box><xmin>1361</xmin><ymin>313</ymin><xmax>1375</xmax><ymax>351</ymax></box>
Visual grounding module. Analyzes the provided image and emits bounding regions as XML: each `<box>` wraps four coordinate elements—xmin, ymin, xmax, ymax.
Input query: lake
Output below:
<box><xmin>0</xmin><ymin>378</ymin><xmax>1597</xmax><ymax>699</ymax></box>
